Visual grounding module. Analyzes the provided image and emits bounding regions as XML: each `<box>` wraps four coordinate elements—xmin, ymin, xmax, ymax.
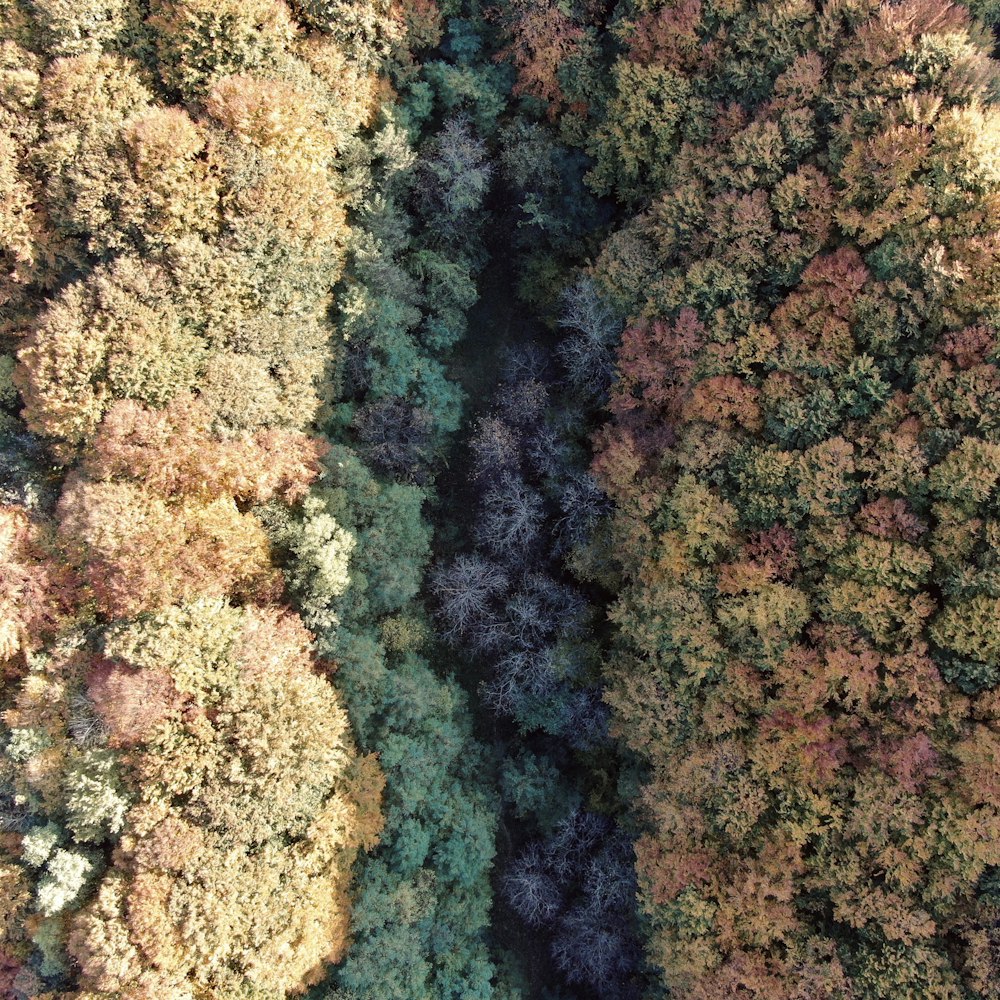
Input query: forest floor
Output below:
<box><xmin>429</xmin><ymin>202</ymin><xmax>553</xmax><ymax>556</ymax></box>
<box><xmin>429</xmin><ymin>208</ymin><xmax>565</xmax><ymax>998</ymax></box>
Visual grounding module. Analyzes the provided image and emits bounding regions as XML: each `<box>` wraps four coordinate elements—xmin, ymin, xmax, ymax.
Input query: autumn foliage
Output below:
<box><xmin>69</xmin><ymin>604</ymin><xmax>382</xmax><ymax>997</ymax></box>
<box><xmin>0</xmin><ymin>506</ymin><xmax>76</xmax><ymax>665</ymax></box>
<box><xmin>9</xmin><ymin>0</ymin><xmax>1000</xmax><ymax>994</ymax></box>
<box><xmin>494</xmin><ymin>0</ymin><xmax>587</xmax><ymax>118</ymax></box>
<box><xmin>590</xmin><ymin>0</ymin><xmax>1000</xmax><ymax>994</ymax></box>
<box><xmin>0</xmin><ymin>1</ymin><xmax>385</xmax><ymax>994</ymax></box>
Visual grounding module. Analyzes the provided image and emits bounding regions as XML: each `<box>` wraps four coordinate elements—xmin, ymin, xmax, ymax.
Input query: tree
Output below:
<box><xmin>83</xmin><ymin>396</ymin><xmax>324</xmax><ymax>505</ymax></box>
<box><xmin>432</xmin><ymin>554</ymin><xmax>509</xmax><ymax>644</ymax></box>
<box><xmin>149</xmin><ymin>0</ymin><xmax>296</xmax><ymax>100</ymax></box>
<box><xmin>0</xmin><ymin>14</ymin><xmax>395</xmax><ymax>994</ymax></box>
<box><xmin>493</xmin><ymin>0</ymin><xmax>586</xmax><ymax>119</ymax></box>
<box><xmin>504</xmin><ymin>844</ymin><xmax>562</xmax><ymax>927</ymax></box>
<box><xmin>586</xmin><ymin>59</ymin><xmax>691</xmax><ymax>203</ymax></box>
<box><xmin>18</xmin><ymin>0</ymin><xmax>133</xmax><ymax>57</ymax></box>
<box><xmin>356</xmin><ymin>398</ymin><xmax>437</xmax><ymax>481</ymax></box>
<box><xmin>41</xmin><ymin>394</ymin><xmax>329</xmax><ymax>619</ymax></box>
<box><xmin>287</xmin><ymin>0</ymin><xmax>402</xmax><ymax>67</ymax></box>
<box><xmin>557</xmin><ymin>276</ymin><xmax>621</xmax><ymax>400</ymax></box>
<box><xmin>0</xmin><ymin>505</ymin><xmax>77</xmax><ymax>664</ymax></box>
<box><xmin>70</xmin><ymin>602</ymin><xmax>383</xmax><ymax>997</ymax></box>
<box><xmin>32</xmin><ymin>51</ymin><xmax>153</xmax><ymax>257</ymax></box>
<box><xmin>470</xmin><ymin>415</ymin><xmax>523</xmax><ymax>484</ymax></box>
<box><xmin>476</xmin><ymin>473</ymin><xmax>545</xmax><ymax>559</ymax></box>
<box><xmin>17</xmin><ymin>259</ymin><xmax>196</xmax><ymax>454</ymax></box>
<box><xmin>414</xmin><ymin>116</ymin><xmax>493</xmax><ymax>241</ymax></box>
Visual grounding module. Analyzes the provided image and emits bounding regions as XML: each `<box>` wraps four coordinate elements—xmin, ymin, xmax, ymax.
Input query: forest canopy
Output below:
<box><xmin>3</xmin><ymin>0</ymin><xmax>1000</xmax><ymax>998</ymax></box>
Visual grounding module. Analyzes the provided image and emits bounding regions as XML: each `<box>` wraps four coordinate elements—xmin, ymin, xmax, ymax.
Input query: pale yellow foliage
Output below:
<box><xmin>17</xmin><ymin>258</ymin><xmax>204</xmax><ymax>450</ymax></box>
<box><xmin>0</xmin><ymin>129</ymin><xmax>43</xmax><ymax>290</ymax></box>
<box><xmin>102</xmin><ymin>600</ymin><xmax>244</xmax><ymax>706</ymax></box>
<box><xmin>206</xmin><ymin>73</ymin><xmax>337</xmax><ymax>166</ymax></box>
<box><xmin>296</xmin><ymin>34</ymin><xmax>382</xmax><ymax>132</ymax></box>
<box><xmin>932</xmin><ymin>106</ymin><xmax>1000</xmax><ymax>192</ymax></box>
<box><xmin>57</xmin><ymin>477</ymin><xmax>278</xmax><ymax>616</ymax></box>
<box><xmin>289</xmin><ymin>0</ymin><xmax>402</xmax><ymax>69</ymax></box>
<box><xmin>121</xmin><ymin>107</ymin><xmax>222</xmax><ymax>246</ymax></box>
<box><xmin>37</xmin><ymin>53</ymin><xmax>152</xmax><ymax>252</ymax></box>
<box><xmin>28</xmin><ymin>0</ymin><xmax>131</xmax><ymax>57</ymax></box>
<box><xmin>149</xmin><ymin>0</ymin><xmax>298</xmax><ymax>99</ymax></box>
<box><xmin>0</xmin><ymin>44</ymin><xmax>65</xmax><ymax>322</ymax></box>
<box><xmin>284</xmin><ymin>493</ymin><xmax>357</xmax><ymax>631</ymax></box>
<box><xmin>69</xmin><ymin>601</ymin><xmax>376</xmax><ymax>996</ymax></box>
<box><xmin>0</xmin><ymin>505</ymin><xmax>27</xmax><ymax>660</ymax></box>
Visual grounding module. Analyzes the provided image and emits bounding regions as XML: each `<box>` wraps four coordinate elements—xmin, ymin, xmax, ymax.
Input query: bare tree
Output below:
<box><xmin>500</xmin><ymin>343</ymin><xmax>551</xmax><ymax>386</ymax></box>
<box><xmin>552</xmin><ymin>470</ymin><xmax>610</xmax><ymax>554</ymax></box>
<box><xmin>356</xmin><ymin>399</ymin><xmax>435</xmax><ymax>482</ymax></box>
<box><xmin>431</xmin><ymin>555</ymin><xmax>509</xmax><ymax>642</ymax></box>
<box><xmin>552</xmin><ymin>904</ymin><xmax>639</xmax><ymax>993</ymax></box>
<box><xmin>526</xmin><ymin>414</ymin><xmax>580</xmax><ymax>481</ymax></box>
<box><xmin>482</xmin><ymin>649</ymin><xmax>559</xmax><ymax>717</ymax></box>
<box><xmin>504</xmin><ymin>843</ymin><xmax>563</xmax><ymax>927</ymax></box>
<box><xmin>0</xmin><ymin>793</ymin><xmax>32</xmax><ymax>833</ymax></box>
<box><xmin>584</xmin><ymin>836</ymin><xmax>637</xmax><ymax>914</ymax></box>
<box><xmin>563</xmin><ymin>688</ymin><xmax>611</xmax><ymax>750</ymax></box>
<box><xmin>557</xmin><ymin>276</ymin><xmax>621</xmax><ymax>398</ymax></box>
<box><xmin>68</xmin><ymin>692</ymin><xmax>109</xmax><ymax>749</ymax></box>
<box><xmin>476</xmin><ymin>473</ymin><xmax>545</xmax><ymax>558</ymax></box>
<box><xmin>519</xmin><ymin>574</ymin><xmax>588</xmax><ymax>642</ymax></box>
<box><xmin>505</xmin><ymin>587</ymin><xmax>554</xmax><ymax>649</ymax></box>
<box><xmin>498</xmin><ymin>378</ymin><xmax>549</xmax><ymax>428</ymax></box>
<box><xmin>555</xmin><ymin>833</ymin><xmax>641</xmax><ymax>994</ymax></box>
<box><xmin>470</xmin><ymin>416</ymin><xmax>521</xmax><ymax>484</ymax></box>
<box><xmin>545</xmin><ymin>809</ymin><xmax>609</xmax><ymax>881</ymax></box>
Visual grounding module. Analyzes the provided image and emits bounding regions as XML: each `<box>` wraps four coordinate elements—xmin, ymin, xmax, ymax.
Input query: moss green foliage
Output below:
<box><xmin>268</xmin><ymin>7</ymin><xmax>515</xmax><ymax>996</ymax></box>
<box><xmin>278</xmin><ymin>443</ymin><xmax>510</xmax><ymax>1000</ymax></box>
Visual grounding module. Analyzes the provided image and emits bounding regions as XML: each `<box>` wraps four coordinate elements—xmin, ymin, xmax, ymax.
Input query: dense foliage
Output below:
<box><xmin>581</xmin><ymin>0</ymin><xmax>1000</xmax><ymax>995</ymax></box>
<box><xmin>5</xmin><ymin>0</ymin><xmax>1000</xmax><ymax>997</ymax></box>
<box><xmin>0</xmin><ymin>1</ymin><xmax>391</xmax><ymax>994</ymax></box>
